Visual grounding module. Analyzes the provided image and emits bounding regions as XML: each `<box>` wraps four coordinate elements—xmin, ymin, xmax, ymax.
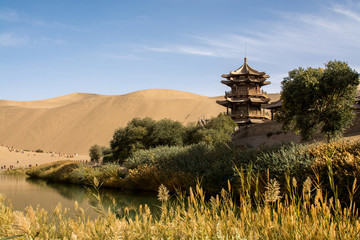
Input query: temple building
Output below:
<box><xmin>216</xmin><ymin>58</ymin><xmax>271</xmax><ymax>125</ymax></box>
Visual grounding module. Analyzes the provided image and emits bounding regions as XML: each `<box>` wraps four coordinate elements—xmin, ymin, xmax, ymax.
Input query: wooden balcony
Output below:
<box><xmin>225</xmin><ymin>90</ymin><xmax>268</xmax><ymax>98</ymax></box>
<box><xmin>230</xmin><ymin>113</ymin><xmax>267</xmax><ymax>119</ymax></box>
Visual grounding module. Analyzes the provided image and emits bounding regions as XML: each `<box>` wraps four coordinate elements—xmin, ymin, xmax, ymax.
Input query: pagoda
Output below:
<box><xmin>216</xmin><ymin>58</ymin><xmax>271</xmax><ymax>125</ymax></box>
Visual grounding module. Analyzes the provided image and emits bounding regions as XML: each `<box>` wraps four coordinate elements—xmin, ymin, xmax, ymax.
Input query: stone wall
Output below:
<box><xmin>232</xmin><ymin>112</ymin><xmax>360</xmax><ymax>147</ymax></box>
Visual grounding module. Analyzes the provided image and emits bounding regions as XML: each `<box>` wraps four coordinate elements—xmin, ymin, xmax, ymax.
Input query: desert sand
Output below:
<box><xmin>1</xmin><ymin>88</ymin><xmax>358</xmax><ymax>168</ymax></box>
<box><xmin>0</xmin><ymin>89</ymin><xmax>234</xmax><ymax>155</ymax></box>
<box><xmin>0</xmin><ymin>89</ymin><xmax>281</xmax><ymax>166</ymax></box>
<box><xmin>0</xmin><ymin>145</ymin><xmax>89</xmax><ymax>171</ymax></box>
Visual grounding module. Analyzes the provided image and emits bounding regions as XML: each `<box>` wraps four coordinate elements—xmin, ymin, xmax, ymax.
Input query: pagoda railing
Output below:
<box><xmin>225</xmin><ymin>90</ymin><xmax>268</xmax><ymax>97</ymax></box>
<box><xmin>225</xmin><ymin>91</ymin><xmax>232</xmax><ymax>97</ymax></box>
<box><xmin>230</xmin><ymin>113</ymin><xmax>267</xmax><ymax>119</ymax></box>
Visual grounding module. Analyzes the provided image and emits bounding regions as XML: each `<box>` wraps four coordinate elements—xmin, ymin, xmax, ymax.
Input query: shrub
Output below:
<box><xmin>101</xmin><ymin>146</ymin><xmax>111</xmax><ymax>156</ymax></box>
<box><xmin>125</xmin><ymin>142</ymin><xmax>236</xmax><ymax>193</ymax></box>
<box><xmin>89</xmin><ymin>145</ymin><xmax>103</xmax><ymax>162</ymax></box>
<box><xmin>109</xmin><ymin>118</ymin><xmax>186</xmax><ymax>162</ymax></box>
<box><xmin>102</xmin><ymin>153</ymin><xmax>114</xmax><ymax>164</ymax></box>
<box><xmin>307</xmin><ymin>140</ymin><xmax>360</xmax><ymax>203</ymax></box>
<box><xmin>108</xmin><ymin>114</ymin><xmax>237</xmax><ymax>163</ymax></box>
<box><xmin>241</xmin><ymin>143</ymin><xmax>312</xmax><ymax>179</ymax></box>
<box><xmin>185</xmin><ymin>113</ymin><xmax>237</xmax><ymax>145</ymax></box>
<box><xmin>124</xmin><ymin>141</ymin><xmax>316</xmax><ymax>194</ymax></box>
<box><xmin>27</xmin><ymin>140</ymin><xmax>360</xmax><ymax>204</ymax></box>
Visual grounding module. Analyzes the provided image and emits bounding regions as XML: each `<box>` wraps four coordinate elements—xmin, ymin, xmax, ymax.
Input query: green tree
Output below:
<box><xmin>89</xmin><ymin>144</ymin><xmax>103</xmax><ymax>162</ymax></box>
<box><xmin>108</xmin><ymin>114</ymin><xmax>237</xmax><ymax>163</ymax></box>
<box><xmin>280</xmin><ymin>60</ymin><xmax>359</xmax><ymax>141</ymax></box>
<box><xmin>205</xmin><ymin>113</ymin><xmax>237</xmax><ymax>133</ymax></box>
<box><xmin>101</xmin><ymin>146</ymin><xmax>111</xmax><ymax>155</ymax></box>
<box><xmin>110</xmin><ymin>118</ymin><xmax>154</xmax><ymax>162</ymax></box>
<box><xmin>150</xmin><ymin>119</ymin><xmax>185</xmax><ymax>147</ymax></box>
<box><xmin>109</xmin><ymin>118</ymin><xmax>185</xmax><ymax>162</ymax></box>
<box><xmin>185</xmin><ymin>113</ymin><xmax>237</xmax><ymax>145</ymax></box>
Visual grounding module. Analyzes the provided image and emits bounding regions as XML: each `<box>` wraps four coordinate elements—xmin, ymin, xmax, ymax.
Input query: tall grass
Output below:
<box><xmin>26</xmin><ymin>161</ymin><xmax>123</xmax><ymax>187</ymax></box>
<box><xmin>2</xmin><ymin>166</ymin><xmax>360</xmax><ymax>239</ymax></box>
<box><xmin>26</xmin><ymin>140</ymin><xmax>360</xmax><ymax>202</ymax></box>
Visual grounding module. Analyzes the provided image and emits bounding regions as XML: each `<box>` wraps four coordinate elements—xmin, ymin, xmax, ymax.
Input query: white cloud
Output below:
<box><xmin>0</xmin><ymin>33</ymin><xmax>27</xmax><ymax>46</ymax></box>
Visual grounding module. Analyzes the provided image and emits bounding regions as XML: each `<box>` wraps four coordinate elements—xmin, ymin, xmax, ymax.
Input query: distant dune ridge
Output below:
<box><xmin>2</xmin><ymin>89</ymin><xmax>262</xmax><ymax>155</ymax></box>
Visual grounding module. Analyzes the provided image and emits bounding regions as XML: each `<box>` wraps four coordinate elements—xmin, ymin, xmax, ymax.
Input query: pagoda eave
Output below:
<box><xmin>232</xmin><ymin>118</ymin><xmax>268</xmax><ymax>124</ymax></box>
<box><xmin>221</xmin><ymin>79</ymin><xmax>270</xmax><ymax>87</ymax></box>
<box><xmin>225</xmin><ymin>97</ymin><xmax>270</xmax><ymax>104</ymax></box>
<box><xmin>220</xmin><ymin>80</ymin><xmax>233</xmax><ymax>86</ymax></box>
<box><xmin>216</xmin><ymin>100</ymin><xmax>231</xmax><ymax>108</ymax></box>
<box><xmin>222</xmin><ymin>73</ymin><xmax>269</xmax><ymax>78</ymax></box>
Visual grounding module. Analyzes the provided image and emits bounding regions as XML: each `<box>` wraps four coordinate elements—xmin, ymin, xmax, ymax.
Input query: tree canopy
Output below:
<box><xmin>280</xmin><ymin>60</ymin><xmax>359</xmax><ymax>141</ymax></box>
<box><xmin>89</xmin><ymin>144</ymin><xmax>103</xmax><ymax>162</ymax></box>
<box><xmin>108</xmin><ymin>114</ymin><xmax>236</xmax><ymax>163</ymax></box>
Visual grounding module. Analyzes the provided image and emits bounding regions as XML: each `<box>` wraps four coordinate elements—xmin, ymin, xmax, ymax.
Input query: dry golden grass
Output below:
<box><xmin>1</xmin><ymin>168</ymin><xmax>360</xmax><ymax>239</ymax></box>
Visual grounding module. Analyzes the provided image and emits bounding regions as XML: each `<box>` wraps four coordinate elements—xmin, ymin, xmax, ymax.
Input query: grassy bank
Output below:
<box><xmin>0</xmin><ymin>167</ymin><xmax>28</xmax><ymax>175</ymax></box>
<box><xmin>26</xmin><ymin>161</ymin><xmax>124</xmax><ymax>188</ymax></box>
<box><xmin>26</xmin><ymin>140</ymin><xmax>360</xmax><ymax>202</ymax></box>
<box><xmin>2</xmin><ymin>168</ymin><xmax>360</xmax><ymax>239</ymax></box>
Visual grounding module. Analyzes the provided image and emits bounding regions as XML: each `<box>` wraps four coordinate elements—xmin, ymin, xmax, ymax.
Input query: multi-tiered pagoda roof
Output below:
<box><xmin>217</xmin><ymin>58</ymin><xmax>271</xmax><ymax>125</ymax></box>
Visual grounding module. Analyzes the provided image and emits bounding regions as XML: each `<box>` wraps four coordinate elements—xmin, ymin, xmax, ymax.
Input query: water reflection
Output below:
<box><xmin>0</xmin><ymin>174</ymin><xmax>160</xmax><ymax>219</ymax></box>
<box><xmin>26</xmin><ymin>178</ymin><xmax>88</xmax><ymax>203</ymax></box>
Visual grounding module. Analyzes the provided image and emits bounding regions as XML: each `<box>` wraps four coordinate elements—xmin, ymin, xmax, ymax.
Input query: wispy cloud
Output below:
<box><xmin>145</xmin><ymin>45</ymin><xmax>218</xmax><ymax>57</ymax></box>
<box><xmin>40</xmin><ymin>37</ymin><xmax>67</xmax><ymax>45</ymax></box>
<box><xmin>102</xmin><ymin>54</ymin><xmax>147</xmax><ymax>60</ymax></box>
<box><xmin>0</xmin><ymin>33</ymin><xmax>27</xmax><ymax>46</ymax></box>
<box><xmin>0</xmin><ymin>8</ymin><xmax>82</xmax><ymax>31</ymax></box>
<box><xmin>102</xmin><ymin>15</ymin><xmax>150</xmax><ymax>26</ymax></box>
<box><xmin>330</xmin><ymin>4</ymin><xmax>360</xmax><ymax>22</ymax></box>
<box><xmin>142</xmin><ymin>1</ymin><xmax>360</xmax><ymax>66</ymax></box>
<box><xmin>0</xmin><ymin>9</ymin><xmax>20</xmax><ymax>22</ymax></box>
<box><xmin>0</xmin><ymin>8</ymin><xmax>73</xmax><ymax>47</ymax></box>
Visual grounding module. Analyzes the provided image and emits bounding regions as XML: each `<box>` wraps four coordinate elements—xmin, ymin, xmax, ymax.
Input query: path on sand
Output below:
<box><xmin>0</xmin><ymin>146</ymin><xmax>89</xmax><ymax>170</ymax></box>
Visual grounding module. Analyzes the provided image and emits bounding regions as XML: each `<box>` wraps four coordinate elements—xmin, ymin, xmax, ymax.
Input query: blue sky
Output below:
<box><xmin>1</xmin><ymin>0</ymin><xmax>359</xmax><ymax>101</ymax></box>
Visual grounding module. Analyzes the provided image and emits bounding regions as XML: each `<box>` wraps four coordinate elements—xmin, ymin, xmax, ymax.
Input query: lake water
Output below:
<box><xmin>0</xmin><ymin>174</ymin><xmax>160</xmax><ymax>219</ymax></box>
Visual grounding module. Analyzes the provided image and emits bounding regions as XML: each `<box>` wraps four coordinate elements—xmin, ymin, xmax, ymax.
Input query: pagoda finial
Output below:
<box><xmin>244</xmin><ymin>57</ymin><xmax>247</xmax><ymax>64</ymax></box>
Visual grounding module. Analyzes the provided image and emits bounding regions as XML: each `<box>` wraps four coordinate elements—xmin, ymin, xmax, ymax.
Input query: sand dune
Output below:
<box><xmin>0</xmin><ymin>93</ymin><xmax>102</xmax><ymax>109</ymax></box>
<box><xmin>0</xmin><ymin>89</ymin><xmax>232</xmax><ymax>155</ymax></box>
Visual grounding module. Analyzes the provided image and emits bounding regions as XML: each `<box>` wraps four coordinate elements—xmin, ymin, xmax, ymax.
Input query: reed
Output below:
<box><xmin>2</xmin><ymin>164</ymin><xmax>360</xmax><ymax>239</ymax></box>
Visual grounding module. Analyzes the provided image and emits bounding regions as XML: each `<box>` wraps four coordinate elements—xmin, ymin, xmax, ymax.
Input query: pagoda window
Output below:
<box><xmin>235</xmin><ymin>105</ymin><xmax>247</xmax><ymax>115</ymax></box>
<box><xmin>250</xmin><ymin>106</ymin><xmax>260</xmax><ymax>115</ymax></box>
<box><xmin>248</xmin><ymin>85</ymin><xmax>256</xmax><ymax>94</ymax></box>
<box><xmin>238</xmin><ymin>85</ymin><xmax>247</xmax><ymax>95</ymax></box>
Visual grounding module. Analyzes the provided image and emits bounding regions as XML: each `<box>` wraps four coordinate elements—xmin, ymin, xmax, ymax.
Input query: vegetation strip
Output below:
<box><xmin>2</xmin><ymin>160</ymin><xmax>360</xmax><ymax>239</ymax></box>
